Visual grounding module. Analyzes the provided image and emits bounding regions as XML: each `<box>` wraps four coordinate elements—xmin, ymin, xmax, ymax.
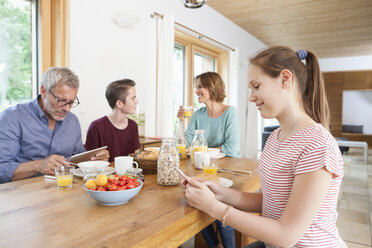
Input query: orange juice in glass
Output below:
<box><xmin>203</xmin><ymin>165</ymin><xmax>218</xmax><ymax>175</ymax></box>
<box><xmin>183</xmin><ymin>106</ymin><xmax>193</xmax><ymax>118</ymax></box>
<box><xmin>55</xmin><ymin>167</ymin><xmax>74</xmax><ymax>189</ymax></box>
<box><xmin>191</xmin><ymin>146</ymin><xmax>207</xmax><ymax>165</ymax></box>
<box><xmin>177</xmin><ymin>144</ymin><xmax>187</xmax><ymax>160</ymax></box>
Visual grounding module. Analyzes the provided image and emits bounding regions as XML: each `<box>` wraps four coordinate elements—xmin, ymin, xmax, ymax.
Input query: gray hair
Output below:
<box><xmin>41</xmin><ymin>67</ymin><xmax>79</xmax><ymax>91</ymax></box>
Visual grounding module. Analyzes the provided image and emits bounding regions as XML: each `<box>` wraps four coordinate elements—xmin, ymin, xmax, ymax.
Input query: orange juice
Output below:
<box><xmin>191</xmin><ymin>146</ymin><xmax>207</xmax><ymax>165</ymax></box>
<box><xmin>57</xmin><ymin>175</ymin><xmax>73</xmax><ymax>188</ymax></box>
<box><xmin>177</xmin><ymin>144</ymin><xmax>187</xmax><ymax>160</ymax></box>
<box><xmin>183</xmin><ymin>111</ymin><xmax>192</xmax><ymax>117</ymax></box>
<box><xmin>203</xmin><ymin>165</ymin><xmax>218</xmax><ymax>175</ymax></box>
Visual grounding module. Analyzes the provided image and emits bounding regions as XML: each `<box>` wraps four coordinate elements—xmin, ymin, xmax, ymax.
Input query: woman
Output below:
<box><xmin>178</xmin><ymin>72</ymin><xmax>240</xmax><ymax>158</ymax></box>
<box><xmin>183</xmin><ymin>47</ymin><xmax>346</xmax><ymax>247</ymax></box>
<box><xmin>178</xmin><ymin>71</ymin><xmax>240</xmax><ymax>248</ymax></box>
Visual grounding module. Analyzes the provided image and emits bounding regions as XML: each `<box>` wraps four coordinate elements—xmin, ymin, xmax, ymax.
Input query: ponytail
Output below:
<box><xmin>303</xmin><ymin>52</ymin><xmax>329</xmax><ymax>129</ymax></box>
<box><xmin>250</xmin><ymin>46</ymin><xmax>330</xmax><ymax>129</ymax></box>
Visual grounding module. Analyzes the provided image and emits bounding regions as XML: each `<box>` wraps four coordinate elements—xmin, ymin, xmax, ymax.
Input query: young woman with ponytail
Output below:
<box><xmin>183</xmin><ymin>46</ymin><xmax>346</xmax><ymax>247</ymax></box>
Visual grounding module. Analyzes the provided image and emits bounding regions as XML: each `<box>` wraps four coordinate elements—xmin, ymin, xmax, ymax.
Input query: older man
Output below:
<box><xmin>0</xmin><ymin>67</ymin><xmax>109</xmax><ymax>183</ymax></box>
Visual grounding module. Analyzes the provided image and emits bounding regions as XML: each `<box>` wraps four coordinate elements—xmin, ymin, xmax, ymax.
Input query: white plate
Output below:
<box><xmin>73</xmin><ymin>167</ymin><xmax>116</xmax><ymax>178</ymax></box>
<box><xmin>144</xmin><ymin>147</ymin><xmax>160</xmax><ymax>151</ymax></box>
<box><xmin>207</xmin><ymin>148</ymin><xmax>220</xmax><ymax>156</ymax></box>
<box><xmin>211</xmin><ymin>152</ymin><xmax>226</xmax><ymax>159</ymax></box>
<box><xmin>219</xmin><ymin>177</ymin><xmax>233</xmax><ymax>187</ymax></box>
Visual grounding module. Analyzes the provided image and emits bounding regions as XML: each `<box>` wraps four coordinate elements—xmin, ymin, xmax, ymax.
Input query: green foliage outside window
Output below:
<box><xmin>0</xmin><ymin>0</ymin><xmax>32</xmax><ymax>111</ymax></box>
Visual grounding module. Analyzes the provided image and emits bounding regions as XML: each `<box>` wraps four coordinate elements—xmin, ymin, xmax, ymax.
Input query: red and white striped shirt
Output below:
<box><xmin>259</xmin><ymin>123</ymin><xmax>346</xmax><ymax>247</ymax></box>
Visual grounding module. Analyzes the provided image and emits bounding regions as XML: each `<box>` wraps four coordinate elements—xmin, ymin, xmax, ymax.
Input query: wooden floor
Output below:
<box><xmin>181</xmin><ymin>148</ymin><xmax>372</xmax><ymax>247</ymax></box>
<box><xmin>338</xmin><ymin>148</ymin><xmax>372</xmax><ymax>247</ymax></box>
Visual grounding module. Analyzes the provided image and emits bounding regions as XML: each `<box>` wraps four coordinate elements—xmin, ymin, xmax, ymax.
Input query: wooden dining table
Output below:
<box><xmin>0</xmin><ymin>157</ymin><xmax>260</xmax><ymax>248</ymax></box>
<box><xmin>139</xmin><ymin>137</ymin><xmax>162</xmax><ymax>150</ymax></box>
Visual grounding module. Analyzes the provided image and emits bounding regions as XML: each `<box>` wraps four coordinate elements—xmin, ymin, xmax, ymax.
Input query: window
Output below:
<box><xmin>173</xmin><ymin>43</ymin><xmax>186</xmax><ymax>110</ymax></box>
<box><xmin>0</xmin><ymin>0</ymin><xmax>38</xmax><ymax>111</ymax></box>
<box><xmin>172</xmin><ymin>30</ymin><xmax>228</xmax><ymax>122</ymax></box>
<box><xmin>193</xmin><ymin>51</ymin><xmax>216</xmax><ymax>109</ymax></box>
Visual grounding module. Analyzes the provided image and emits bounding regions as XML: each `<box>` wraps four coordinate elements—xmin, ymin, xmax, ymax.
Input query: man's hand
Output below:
<box><xmin>39</xmin><ymin>155</ymin><xmax>67</xmax><ymax>175</ymax></box>
<box><xmin>90</xmin><ymin>149</ymin><xmax>110</xmax><ymax>161</ymax></box>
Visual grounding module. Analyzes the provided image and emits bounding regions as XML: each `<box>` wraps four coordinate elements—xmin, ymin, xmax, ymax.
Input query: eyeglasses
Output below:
<box><xmin>49</xmin><ymin>90</ymin><xmax>80</xmax><ymax>108</ymax></box>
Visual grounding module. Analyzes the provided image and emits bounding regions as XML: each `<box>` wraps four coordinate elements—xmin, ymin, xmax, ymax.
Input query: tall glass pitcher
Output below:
<box><xmin>174</xmin><ymin>121</ymin><xmax>187</xmax><ymax>160</ymax></box>
<box><xmin>190</xmin><ymin>129</ymin><xmax>208</xmax><ymax>166</ymax></box>
<box><xmin>157</xmin><ymin>137</ymin><xmax>180</xmax><ymax>185</ymax></box>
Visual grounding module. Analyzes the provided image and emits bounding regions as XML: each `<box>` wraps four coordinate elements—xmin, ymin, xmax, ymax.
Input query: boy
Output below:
<box><xmin>85</xmin><ymin>79</ymin><xmax>140</xmax><ymax>162</ymax></box>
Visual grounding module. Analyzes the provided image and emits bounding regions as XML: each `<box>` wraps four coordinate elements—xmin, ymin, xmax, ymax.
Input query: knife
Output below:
<box><xmin>218</xmin><ymin>168</ymin><xmax>252</xmax><ymax>175</ymax></box>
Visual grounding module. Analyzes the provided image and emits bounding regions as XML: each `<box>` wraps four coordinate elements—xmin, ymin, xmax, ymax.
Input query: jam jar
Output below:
<box><xmin>126</xmin><ymin>168</ymin><xmax>145</xmax><ymax>182</ymax></box>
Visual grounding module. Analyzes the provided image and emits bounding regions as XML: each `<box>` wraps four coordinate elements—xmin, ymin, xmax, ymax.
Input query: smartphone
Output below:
<box><xmin>175</xmin><ymin>167</ymin><xmax>188</xmax><ymax>181</ymax></box>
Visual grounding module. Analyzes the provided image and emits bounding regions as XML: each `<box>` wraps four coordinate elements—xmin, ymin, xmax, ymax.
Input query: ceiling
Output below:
<box><xmin>207</xmin><ymin>0</ymin><xmax>372</xmax><ymax>58</ymax></box>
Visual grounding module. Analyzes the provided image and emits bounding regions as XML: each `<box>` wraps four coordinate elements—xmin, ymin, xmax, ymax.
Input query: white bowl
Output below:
<box><xmin>207</xmin><ymin>148</ymin><xmax>220</xmax><ymax>157</ymax></box>
<box><xmin>83</xmin><ymin>181</ymin><xmax>143</xmax><ymax>206</ymax></box>
<box><xmin>78</xmin><ymin>161</ymin><xmax>110</xmax><ymax>173</ymax></box>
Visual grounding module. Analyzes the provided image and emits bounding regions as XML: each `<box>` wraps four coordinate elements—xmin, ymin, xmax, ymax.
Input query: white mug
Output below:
<box><xmin>194</xmin><ymin>151</ymin><xmax>210</xmax><ymax>169</ymax></box>
<box><xmin>114</xmin><ymin>156</ymin><xmax>138</xmax><ymax>175</ymax></box>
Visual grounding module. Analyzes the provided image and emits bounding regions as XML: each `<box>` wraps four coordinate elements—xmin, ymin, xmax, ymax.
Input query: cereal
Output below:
<box><xmin>157</xmin><ymin>153</ymin><xmax>179</xmax><ymax>185</ymax></box>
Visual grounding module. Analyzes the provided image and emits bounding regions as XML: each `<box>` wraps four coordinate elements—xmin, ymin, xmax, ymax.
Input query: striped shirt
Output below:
<box><xmin>259</xmin><ymin>123</ymin><xmax>346</xmax><ymax>247</ymax></box>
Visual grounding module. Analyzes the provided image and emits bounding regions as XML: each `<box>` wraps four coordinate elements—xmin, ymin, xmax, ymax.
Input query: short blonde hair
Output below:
<box><xmin>195</xmin><ymin>72</ymin><xmax>226</xmax><ymax>103</ymax></box>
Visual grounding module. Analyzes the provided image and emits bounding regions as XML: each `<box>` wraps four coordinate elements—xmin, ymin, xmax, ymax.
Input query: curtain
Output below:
<box><xmin>228</xmin><ymin>48</ymin><xmax>239</xmax><ymax>108</ymax></box>
<box><xmin>39</xmin><ymin>0</ymin><xmax>70</xmax><ymax>73</ymax></box>
<box><xmin>156</xmin><ymin>13</ymin><xmax>175</xmax><ymax>137</ymax></box>
<box><xmin>244</xmin><ymin>88</ymin><xmax>259</xmax><ymax>159</ymax></box>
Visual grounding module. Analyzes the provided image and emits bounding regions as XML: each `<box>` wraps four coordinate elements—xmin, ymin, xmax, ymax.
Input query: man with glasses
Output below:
<box><xmin>0</xmin><ymin>67</ymin><xmax>109</xmax><ymax>183</ymax></box>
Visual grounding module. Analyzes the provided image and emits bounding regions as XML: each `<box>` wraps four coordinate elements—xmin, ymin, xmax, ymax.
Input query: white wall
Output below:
<box><xmin>69</xmin><ymin>0</ymin><xmax>266</xmax><ymax>150</ymax></box>
<box><xmin>342</xmin><ymin>91</ymin><xmax>372</xmax><ymax>134</ymax></box>
<box><xmin>319</xmin><ymin>55</ymin><xmax>372</xmax><ymax>72</ymax></box>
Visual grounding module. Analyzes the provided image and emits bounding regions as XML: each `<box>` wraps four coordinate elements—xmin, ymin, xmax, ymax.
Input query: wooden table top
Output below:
<box><xmin>139</xmin><ymin>137</ymin><xmax>162</xmax><ymax>147</ymax></box>
<box><xmin>0</xmin><ymin>157</ymin><xmax>259</xmax><ymax>248</ymax></box>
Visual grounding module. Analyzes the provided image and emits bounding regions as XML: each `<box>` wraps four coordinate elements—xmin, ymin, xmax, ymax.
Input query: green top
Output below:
<box><xmin>186</xmin><ymin>106</ymin><xmax>240</xmax><ymax>157</ymax></box>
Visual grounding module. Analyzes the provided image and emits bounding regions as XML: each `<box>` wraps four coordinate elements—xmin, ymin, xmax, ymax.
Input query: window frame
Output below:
<box><xmin>174</xmin><ymin>30</ymin><xmax>229</xmax><ymax>107</ymax></box>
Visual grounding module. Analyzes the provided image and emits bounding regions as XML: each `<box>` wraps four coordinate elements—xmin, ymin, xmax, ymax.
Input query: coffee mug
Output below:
<box><xmin>114</xmin><ymin>156</ymin><xmax>138</xmax><ymax>175</ymax></box>
<box><xmin>194</xmin><ymin>151</ymin><xmax>210</xmax><ymax>169</ymax></box>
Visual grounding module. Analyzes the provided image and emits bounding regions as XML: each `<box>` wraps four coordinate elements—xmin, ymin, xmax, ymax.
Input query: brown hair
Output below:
<box><xmin>105</xmin><ymin>79</ymin><xmax>136</xmax><ymax>109</ymax></box>
<box><xmin>250</xmin><ymin>46</ymin><xmax>329</xmax><ymax>129</ymax></box>
<box><xmin>195</xmin><ymin>72</ymin><xmax>226</xmax><ymax>103</ymax></box>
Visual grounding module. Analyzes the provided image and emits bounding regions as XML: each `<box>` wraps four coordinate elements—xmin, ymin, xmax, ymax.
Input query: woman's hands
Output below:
<box><xmin>184</xmin><ymin>177</ymin><xmax>218</xmax><ymax>212</ymax></box>
<box><xmin>201</xmin><ymin>179</ymin><xmax>228</xmax><ymax>202</ymax></box>
<box><xmin>177</xmin><ymin>106</ymin><xmax>185</xmax><ymax>122</ymax></box>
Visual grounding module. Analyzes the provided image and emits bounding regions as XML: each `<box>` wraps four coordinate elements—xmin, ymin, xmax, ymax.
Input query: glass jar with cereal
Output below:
<box><xmin>157</xmin><ymin>137</ymin><xmax>180</xmax><ymax>185</ymax></box>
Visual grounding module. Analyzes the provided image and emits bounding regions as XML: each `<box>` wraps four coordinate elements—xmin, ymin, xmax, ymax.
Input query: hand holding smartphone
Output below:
<box><xmin>175</xmin><ymin>167</ymin><xmax>189</xmax><ymax>189</ymax></box>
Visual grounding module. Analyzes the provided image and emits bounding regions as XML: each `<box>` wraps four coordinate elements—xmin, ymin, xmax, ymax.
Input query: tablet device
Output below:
<box><xmin>69</xmin><ymin>146</ymin><xmax>108</xmax><ymax>164</ymax></box>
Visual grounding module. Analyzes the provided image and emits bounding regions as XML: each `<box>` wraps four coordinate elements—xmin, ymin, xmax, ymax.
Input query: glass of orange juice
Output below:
<box><xmin>177</xmin><ymin>144</ymin><xmax>187</xmax><ymax>160</ymax></box>
<box><xmin>203</xmin><ymin>159</ymin><xmax>218</xmax><ymax>175</ymax></box>
<box><xmin>202</xmin><ymin>165</ymin><xmax>218</xmax><ymax>175</ymax></box>
<box><xmin>55</xmin><ymin>166</ymin><xmax>74</xmax><ymax>189</ymax></box>
<box><xmin>183</xmin><ymin>106</ymin><xmax>193</xmax><ymax>118</ymax></box>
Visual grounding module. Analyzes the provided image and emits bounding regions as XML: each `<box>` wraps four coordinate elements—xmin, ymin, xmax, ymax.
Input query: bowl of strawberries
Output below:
<box><xmin>83</xmin><ymin>174</ymin><xmax>143</xmax><ymax>206</ymax></box>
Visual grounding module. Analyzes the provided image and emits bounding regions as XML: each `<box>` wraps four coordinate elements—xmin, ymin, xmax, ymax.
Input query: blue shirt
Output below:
<box><xmin>186</xmin><ymin>106</ymin><xmax>240</xmax><ymax>157</ymax></box>
<box><xmin>0</xmin><ymin>96</ymin><xmax>85</xmax><ymax>183</ymax></box>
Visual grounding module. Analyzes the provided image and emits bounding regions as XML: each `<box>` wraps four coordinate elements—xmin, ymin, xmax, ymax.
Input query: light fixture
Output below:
<box><xmin>112</xmin><ymin>12</ymin><xmax>140</xmax><ymax>28</ymax></box>
<box><xmin>181</xmin><ymin>0</ymin><xmax>206</xmax><ymax>9</ymax></box>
